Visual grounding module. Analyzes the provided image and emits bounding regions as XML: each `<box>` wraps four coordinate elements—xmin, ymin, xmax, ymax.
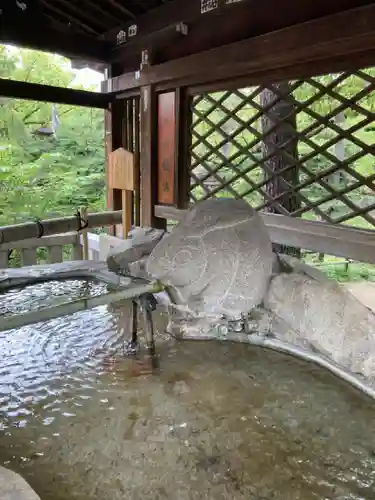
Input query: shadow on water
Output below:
<box><xmin>1</xmin><ymin>280</ymin><xmax>375</xmax><ymax>499</ymax></box>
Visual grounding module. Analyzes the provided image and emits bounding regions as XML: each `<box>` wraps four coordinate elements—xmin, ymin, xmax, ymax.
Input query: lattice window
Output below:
<box><xmin>189</xmin><ymin>69</ymin><xmax>375</xmax><ymax>230</ymax></box>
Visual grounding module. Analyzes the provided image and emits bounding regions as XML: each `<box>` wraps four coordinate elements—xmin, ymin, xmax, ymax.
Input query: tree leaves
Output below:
<box><xmin>0</xmin><ymin>45</ymin><xmax>105</xmax><ymax>225</ymax></box>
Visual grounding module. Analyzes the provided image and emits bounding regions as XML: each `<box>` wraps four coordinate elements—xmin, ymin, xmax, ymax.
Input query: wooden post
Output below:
<box><xmin>176</xmin><ymin>87</ymin><xmax>192</xmax><ymax>209</ymax></box>
<box><xmin>108</xmin><ymin>147</ymin><xmax>134</xmax><ymax>238</ymax></box>
<box><xmin>105</xmin><ymin>100</ymin><xmax>124</xmax><ymax>235</ymax></box>
<box><xmin>140</xmin><ymin>85</ymin><xmax>166</xmax><ymax>229</ymax></box>
<box><xmin>81</xmin><ymin>206</ymin><xmax>89</xmax><ymax>259</ymax></box>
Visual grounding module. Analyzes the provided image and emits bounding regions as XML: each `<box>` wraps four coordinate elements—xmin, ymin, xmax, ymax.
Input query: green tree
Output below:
<box><xmin>0</xmin><ymin>45</ymin><xmax>105</xmax><ymax>226</ymax></box>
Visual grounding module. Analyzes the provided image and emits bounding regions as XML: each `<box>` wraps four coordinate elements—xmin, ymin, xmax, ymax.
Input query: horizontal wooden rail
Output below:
<box><xmin>154</xmin><ymin>205</ymin><xmax>375</xmax><ymax>265</ymax></box>
<box><xmin>0</xmin><ymin>211</ymin><xmax>122</xmax><ymax>246</ymax></box>
<box><xmin>0</xmin><ymin>211</ymin><xmax>121</xmax><ymax>269</ymax></box>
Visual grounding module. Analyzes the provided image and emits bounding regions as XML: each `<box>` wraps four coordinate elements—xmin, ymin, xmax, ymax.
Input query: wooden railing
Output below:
<box><xmin>0</xmin><ymin>232</ymin><xmax>103</xmax><ymax>269</ymax></box>
<box><xmin>0</xmin><ymin>211</ymin><xmax>119</xmax><ymax>269</ymax></box>
<box><xmin>2</xmin><ymin>206</ymin><xmax>375</xmax><ymax>269</ymax></box>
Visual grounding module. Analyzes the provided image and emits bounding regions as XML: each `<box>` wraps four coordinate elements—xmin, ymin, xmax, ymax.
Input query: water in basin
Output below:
<box><xmin>0</xmin><ymin>279</ymin><xmax>375</xmax><ymax>499</ymax></box>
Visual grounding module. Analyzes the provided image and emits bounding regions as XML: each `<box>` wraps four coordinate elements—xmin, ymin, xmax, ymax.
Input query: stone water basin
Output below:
<box><xmin>0</xmin><ymin>280</ymin><xmax>375</xmax><ymax>499</ymax></box>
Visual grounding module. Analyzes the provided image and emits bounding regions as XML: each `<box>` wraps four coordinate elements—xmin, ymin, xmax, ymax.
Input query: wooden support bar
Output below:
<box><xmin>154</xmin><ymin>205</ymin><xmax>375</xmax><ymax>265</ymax></box>
<box><xmin>0</xmin><ymin>78</ymin><xmax>111</xmax><ymax>108</ymax></box>
<box><xmin>103</xmin><ymin>4</ymin><xmax>375</xmax><ymax>93</ymax></box>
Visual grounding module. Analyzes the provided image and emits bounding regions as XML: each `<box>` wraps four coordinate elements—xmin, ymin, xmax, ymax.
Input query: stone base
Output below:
<box><xmin>0</xmin><ymin>466</ymin><xmax>40</xmax><ymax>500</ymax></box>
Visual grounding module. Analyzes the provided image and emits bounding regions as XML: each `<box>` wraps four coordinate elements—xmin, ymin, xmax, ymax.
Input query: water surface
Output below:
<box><xmin>0</xmin><ymin>280</ymin><xmax>375</xmax><ymax>499</ymax></box>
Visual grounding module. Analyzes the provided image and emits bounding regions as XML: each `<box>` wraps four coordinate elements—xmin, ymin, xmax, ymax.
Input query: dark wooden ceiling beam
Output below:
<box><xmin>102</xmin><ymin>4</ymin><xmax>375</xmax><ymax>92</ymax></box>
<box><xmin>0</xmin><ymin>79</ymin><xmax>112</xmax><ymax>109</ymax></box>
<box><xmin>1</xmin><ymin>6</ymin><xmax>111</xmax><ymax>62</ymax></box>
<box><xmin>106</xmin><ymin>0</ymin><xmax>373</xmax><ymax>71</ymax></box>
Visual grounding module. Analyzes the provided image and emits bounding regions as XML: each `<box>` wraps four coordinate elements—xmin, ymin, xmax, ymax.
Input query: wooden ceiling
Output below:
<box><xmin>1</xmin><ymin>0</ymin><xmax>374</xmax><ymax>73</ymax></box>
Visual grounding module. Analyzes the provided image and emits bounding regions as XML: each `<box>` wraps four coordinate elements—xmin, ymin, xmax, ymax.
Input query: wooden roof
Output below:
<box><xmin>2</xmin><ymin>1</ymin><xmax>374</xmax><ymax>71</ymax></box>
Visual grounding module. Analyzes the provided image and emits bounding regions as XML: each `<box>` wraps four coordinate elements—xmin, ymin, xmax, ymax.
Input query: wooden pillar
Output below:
<box><xmin>139</xmin><ymin>84</ymin><xmax>191</xmax><ymax>227</ymax></box>
<box><xmin>140</xmin><ymin>85</ymin><xmax>166</xmax><ymax>229</ymax></box>
<box><xmin>155</xmin><ymin>87</ymin><xmax>192</xmax><ymax>209</ymax></box>
<box><xmin>176</xmin><ymin>87</ymin><xmax>192</xmax><ymax>209</ymax></box>
<box><xmin>104</xmin><ymin>65</ymin><xmax>124</xmax><ymax>235</ymax></box>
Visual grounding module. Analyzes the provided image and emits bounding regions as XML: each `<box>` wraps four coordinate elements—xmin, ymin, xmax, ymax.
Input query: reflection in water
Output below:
<box><xmin>0</xmin><ymin>280</ymin><xmax>375</xmax><ymax>499</ymax></box>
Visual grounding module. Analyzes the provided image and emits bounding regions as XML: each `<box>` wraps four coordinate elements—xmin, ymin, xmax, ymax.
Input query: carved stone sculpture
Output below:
<box><xmin>106</xmin><ymin>198</ymin><xmax>375</xmax><ymax>398</ymax></box>
<box><xmin>106</xmin><ymin>227</ymin><xmax>165</xmax><ymax>278</ymax></box>
<box><xmin>146</xmin><ymin>198</ymin><xmax>275</xmax><ymax>318</ymax></box>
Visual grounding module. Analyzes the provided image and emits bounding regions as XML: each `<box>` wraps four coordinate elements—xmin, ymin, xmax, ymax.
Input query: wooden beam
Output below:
<box><xmin>103</xmin><ymin>4</ymin><xmax>375</xmax><ymax>93</ymax></box>
<box><xmin>0</xmin><ymin>78</ymin><xmax>111</xmax><ymax>108</ymax></box>
<box><xmin>107</xmin><ymin>0</ymin><xmax>370</xmax><ymax>70</ymax></box>
<box><xmin>1</xmin><ymin>8</ymin><xmax>111</xmax><ymax>62</ymax></box>
<box><xmin>154</xmin><ymin>205</ymin><xmax>375</xmax><ymax>265</ymax></box>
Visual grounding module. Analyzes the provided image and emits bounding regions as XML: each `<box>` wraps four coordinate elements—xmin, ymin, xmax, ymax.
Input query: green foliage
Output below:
<box><xmin>0</xmin><ymin>45</ymin><xmax>105</xmax><ymax>226</ymax></box>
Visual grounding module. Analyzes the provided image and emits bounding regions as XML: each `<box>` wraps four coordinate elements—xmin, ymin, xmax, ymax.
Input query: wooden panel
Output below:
<box><xmin>108</xmin><ymin>147</ymin><xmax>134</xmax><ymax>191</ymax></box>
<box><xmin>157</xmin><ymin>92</ymin><xmax>176</xmax><ymax>205</ymax></box>
<box><xmin>47</xmin><ymin>245</ymin><xmax>63</xmax><ymax>264</ymax></box>
<box><xmin>21</xmin><ymin>248</ymin><xmax>37</xmax><ymax>266</ymax></box>
<box><xmin>154</xmin><ymin>205</ymin><xmax>375</xmax><ymax>265</ymax></box>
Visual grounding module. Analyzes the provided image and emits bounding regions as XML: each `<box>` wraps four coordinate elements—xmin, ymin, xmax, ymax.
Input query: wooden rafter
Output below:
<box><xmin>1</xmin><ymin>5</ymin><xmax>111</xmax><ymax>62</ymax></box>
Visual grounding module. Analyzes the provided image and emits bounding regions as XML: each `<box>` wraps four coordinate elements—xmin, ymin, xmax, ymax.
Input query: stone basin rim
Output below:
<box><xmin>180</xmin><ymin>334</ymin><xmax>375</xmax><ymax>402</ymax></box>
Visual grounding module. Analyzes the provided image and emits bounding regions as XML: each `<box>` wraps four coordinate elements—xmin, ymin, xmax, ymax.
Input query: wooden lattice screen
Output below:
<box><xmin>189</xmin><ymin>68</ymin><xmax>375</xmax><ymax>232</ymax></box>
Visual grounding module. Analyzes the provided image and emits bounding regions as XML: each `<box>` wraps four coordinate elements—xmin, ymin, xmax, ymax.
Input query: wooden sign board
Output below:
<box><xmin>108</xmin><ymin>147</ymin><xmax>134</xmax><ymax>191</ymax></box>
<box><xmin>157</xmin><ymin>92</ymin><xmax>176</xmax><ymax>205</ymax></box>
